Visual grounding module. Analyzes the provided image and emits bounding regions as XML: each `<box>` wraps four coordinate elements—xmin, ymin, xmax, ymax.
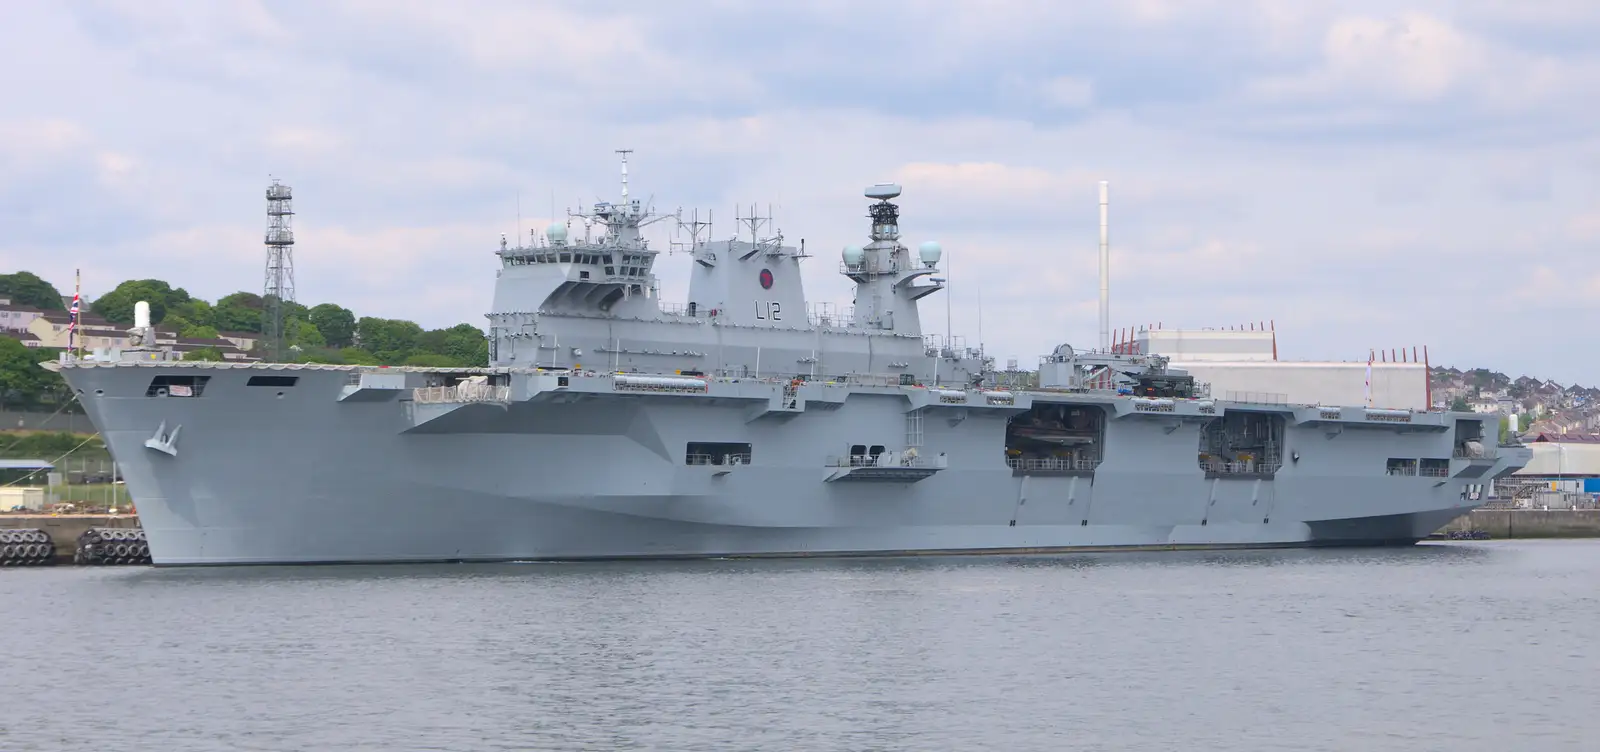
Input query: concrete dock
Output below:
<box><xmin>1437</xmin><ymin>509</ymin><xmax>1600</xmax><ymax>539</ymax></box>
<box><xmin>1</xmin><ymin>514</ymin><xmax>142</xmax><ymax>563</ymax></box>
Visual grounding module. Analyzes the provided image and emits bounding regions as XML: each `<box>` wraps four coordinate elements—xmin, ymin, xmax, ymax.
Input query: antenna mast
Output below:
<box><xmin>617</xmin><ymin>148</ymin><xmax>632</xmax><ymax>202</ymax></box>
<box><xmin>672</xmin><ymin>208</ymin><xmax>713</xmax><ymax>254</ymax></box>
<box><xmin>263</xmin><ymin>177</ymin><xmax>296</xmax><ymax>361</ymax></box>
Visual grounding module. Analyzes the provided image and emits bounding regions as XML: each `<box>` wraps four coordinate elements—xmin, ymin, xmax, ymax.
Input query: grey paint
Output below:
<box><xmin>46</xmin><ymin>165</ymin><xmax>1532</xmax><ymax>565</ymax></box>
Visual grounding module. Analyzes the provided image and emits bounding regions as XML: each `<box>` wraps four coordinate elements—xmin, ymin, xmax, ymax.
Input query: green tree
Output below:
<box><xmin>439</xmin><ymin>324</ymin><xmax>488</xmax><ymax>367</ymax></box>
<box><xmin>412</xmin><ymin>323</ymin><xmax>488</xmax><ymax>367</ymax></box>
<box><xmin>160</xmin><ymin>315</ymin><xmax>195</xmax><ymax>336</ymax></box>
<box><xmin>1451</xmin><ymin>396</ymin><xmax>1469</xmax><ymax>412</ymax></box>
<box><xmin>308</xmin><ymin>303</ymin><xmax>356</xmax><ymax>348</ymax></box>
<box><xmin>287</xmin><ymin>319</ymin><xmax>325</xmax><ymax>349</ymax></box>
<box><xmin>92</xmin><ymin>279</ymin><xmax>188</xmax><ymax>324</ymax></box>
<box><xmin>0</xmin><ymin>340</ymin><xmax>67</xmax><ymax>409</ymax></box>
<box><xmin>167</xmin><ymin>299</ymin><xmax>215</xmax><ymax>328</ymax></box>
<box><xmin>403</xmin><ymin>353</ymin><xmax>458</xmax><ymax>368</ymax></box>
<box><xmin>338</xmin><ymin>347</ymin><xmax>382</xmax><ymax>365</ymax></box>
<box><xmin>356</xmin><ymin>317</ymin><xmax>423</xmax><ymax>363</ymax></box>
<box><xmin>183</xmin><ymin>347</ymin><xmax>226</xmax><ymax>362</ymax></box>
<box><xmin>293</xmin><ymin>346</ymin><xmax>381</xmax><ymax>365</ymax></box>
<box><xmin>279</xmin><ymin>299</ymin><xmax>309</xmax><ymax>323</ymax></box>
<box><xmin>181</xmin><ymin>324</ymin><xmax>221</xmax><ymax>340</ymax></box>
<box><xmin>0</xmin><ymin>272</ymin><xmax>65</xmax><ymax>310</ymax></box>
<box><xmin>213</xmin><ymin>292</ymin><xmax>264</xmax><ymax>333</ymax></box>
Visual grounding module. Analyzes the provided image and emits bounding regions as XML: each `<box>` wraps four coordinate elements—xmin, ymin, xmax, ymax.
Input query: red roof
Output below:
<box><xmin>1531</xmin><ymin>432</ymin><xmax>1600</xmax><ymax>444</ymax></box>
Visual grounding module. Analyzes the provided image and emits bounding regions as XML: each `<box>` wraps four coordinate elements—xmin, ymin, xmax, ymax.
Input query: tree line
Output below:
<box><xmin>0</xmin><ymin>271</ymin><xmax>490</xmax><ymax>412</ymax></box>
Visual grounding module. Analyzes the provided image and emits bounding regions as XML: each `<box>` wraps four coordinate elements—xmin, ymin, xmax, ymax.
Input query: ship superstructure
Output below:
<box><xmin>47</xmin><ymin>154</ymin><xmax>1531</xmax><ymax>565</ymax></box>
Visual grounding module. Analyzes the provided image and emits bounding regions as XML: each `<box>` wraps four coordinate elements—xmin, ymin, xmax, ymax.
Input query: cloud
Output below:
<box><xmin>3</xmin><ymin>0</ymin><xmax>1600</xmax><ymax>382</ymax></box>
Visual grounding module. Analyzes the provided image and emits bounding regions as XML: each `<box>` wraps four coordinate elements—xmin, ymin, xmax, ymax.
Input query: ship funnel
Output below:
<box><xmin>134</xmin><ymin>301</ymin><xmax>151</xmax><ymax>329</ymax></box>
<box><xmin>1098</xmin><ymin>181</ymin><xmax>1109</xmax><ymax>351</ymax></box>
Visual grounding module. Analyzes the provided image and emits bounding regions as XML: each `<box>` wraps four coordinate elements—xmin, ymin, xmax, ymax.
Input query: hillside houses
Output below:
<box><xmin>4</xmin><ymin>308</ymin><xmax>255</xmax><ymax>361</ymax></box>
<box><xmin>1432</xmin><ymin>366</ymin><xmax>1600</xmax><ymax>436</ymax></box>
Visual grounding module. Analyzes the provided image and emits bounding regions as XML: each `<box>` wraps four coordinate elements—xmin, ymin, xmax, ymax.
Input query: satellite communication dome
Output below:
<box><xmin>842</xmin><ymin>245</ymin><xmax>865</xmax><ymax>265</ymax></box>
<box><xmin>918</xmin><ymin>240</ymin><xmax>942</xmax><ymax>267</ymax></box>
<box><xmin>865</xmin><ymin>183</ymin><xmax>902</xmax><ymax>201</ymax></box>
<box><xmin>546</xmin><ymin>222</ymin><xmax>568</xmax><ymax>245</ymax></box>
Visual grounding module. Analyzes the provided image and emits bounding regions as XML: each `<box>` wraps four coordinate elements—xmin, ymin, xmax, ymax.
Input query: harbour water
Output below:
<box><xmin>2</xmin><ymin>541</ymin><xmax>1597</xmax><ymax>751</ymax></box>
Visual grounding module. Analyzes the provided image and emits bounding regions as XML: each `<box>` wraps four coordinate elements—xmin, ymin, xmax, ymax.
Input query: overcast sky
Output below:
<box><xmin>3</xmin><ymin>1</ymin><xmax>1598</xmax><ymax>382</ymax></box>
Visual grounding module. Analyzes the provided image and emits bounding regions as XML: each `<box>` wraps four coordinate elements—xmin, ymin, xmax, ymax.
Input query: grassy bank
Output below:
<box><xmin>0</xmin><ymin>430</ymin><xmax>115</xmax><ymax>483</ymax></box>
<box><xmin>52</xmin><ymin>482</ymin><xmax>134</xmax><ymax>508</ymax></box>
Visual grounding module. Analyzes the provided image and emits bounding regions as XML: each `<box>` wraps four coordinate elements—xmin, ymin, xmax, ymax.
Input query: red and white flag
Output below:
<box><xmin>1365</xmin><ymin>350</ymin><xmax>1373</xmax><ymax>406</ymax></box>
<box><xmin>68</xmin><ymin>269</ymin><xmax>81</xmax><ymax>353</ymax></box>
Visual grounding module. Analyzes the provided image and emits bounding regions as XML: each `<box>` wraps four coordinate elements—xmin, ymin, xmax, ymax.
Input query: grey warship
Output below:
<box><xmin>49</xmin><ymin>154</ymin><xmax>1530</xmax><ymax>565</ymax></box>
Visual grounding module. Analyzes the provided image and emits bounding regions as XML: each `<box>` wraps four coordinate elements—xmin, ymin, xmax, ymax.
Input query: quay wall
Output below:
<box><xmin>1</xmin><ymin>514</ymin><xmax>141</xmax><ymax>562</ymax></box>
<box><xmin>8</xmin><ymin>512</ymin><xmax>1599</xmax><ymax>563</ymax></box>
<box><xmin>1438</xmin><ymin>510</ymin><xmax>1600</xmax><ymax>539</ymax></box>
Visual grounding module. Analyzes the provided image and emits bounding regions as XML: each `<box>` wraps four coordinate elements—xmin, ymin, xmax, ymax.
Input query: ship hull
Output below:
<box><xmin>63</xmin><ymin>364</ymin><xmax>1522</xmax><ymax>566</ymax></box>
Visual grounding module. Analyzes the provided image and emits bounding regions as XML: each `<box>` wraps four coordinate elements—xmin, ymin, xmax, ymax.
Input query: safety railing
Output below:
<box><xmin>1006</xmin><ymin>457</ymin><xmax>1100</xmax><ymax>472</ymax></box>
<box><xmin>686</xmin><ymin>453</ymin><xmax>751</xmax><ymax>466</ymax></box>
<box><xmin>413</xmin><ymin>383</ymin><xmax>512</xmax><ymax>404</ymax></box>
<box><xmin>1203</xmin><ymin>458</ymin><xmax>1282</xmax><ymax>475</ymax></box>
<box><xmin>1225</xmin><ymin>391</ymin><xmax>1288</xmax><ymax>405</ymax></box>
<box><xmin>826</xmin><ymin>454</ymin><xmax>944</xmax><ymax>469</ymax></box>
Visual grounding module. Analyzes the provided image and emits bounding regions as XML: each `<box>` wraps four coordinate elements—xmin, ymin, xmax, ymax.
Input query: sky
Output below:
<box><xmin>3</xmin><ymin>0</ymin><xmax>1598</xmax><ymax>382</ymax></box>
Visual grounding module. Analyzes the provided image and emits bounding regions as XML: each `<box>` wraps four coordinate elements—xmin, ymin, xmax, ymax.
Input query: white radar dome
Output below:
<box><xmin>546</xmin><ymin>222</ymin><xmax>569</xmax><ymax>245</ymax></box>
<box><xmin>865</xmin><ymin>183</ymin><xmax>902</xmax><ymax>201</ymax></box>
<box><xmin>842</xmin><ymin>245</ymin><xmax>865</xmax><ymax>265</ymax></box>
<box><xmin>918</xmin><ymin>240</ymin><xmax>942</xmax><ymax>267</ymax></box>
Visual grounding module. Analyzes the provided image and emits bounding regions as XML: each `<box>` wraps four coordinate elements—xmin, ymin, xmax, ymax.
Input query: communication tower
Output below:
<box><xmin>263</xmin><ymin>178</ymin><xmax>296</xmax><ymax>361</ymax></box>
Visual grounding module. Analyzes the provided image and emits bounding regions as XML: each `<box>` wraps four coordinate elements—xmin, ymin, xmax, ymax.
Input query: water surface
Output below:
<box><xmin>2</xmin><ymin>541</ymin><xmax>1596</xmax><ymax>751</ymax></box>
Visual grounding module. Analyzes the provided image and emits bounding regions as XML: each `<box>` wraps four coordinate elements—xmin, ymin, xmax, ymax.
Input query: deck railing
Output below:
<box><xmin>1203</xmin><ymin>459</ymin><xmax>1282</xmax><ymax>475</ymax></box>
<box><xmin>413</xmin><ymin>383</ymin><xmax>512</xmax><ymax>405</ymax></box>
<box><xmin>1006</xmin><ymin>457</ymin><xmax>1099</xmax><ymax>472</ymax></box>
<box><xmin>826</xmin><ymin>455</ymin><xmax>944</xmax><ymax>469</ymax></box>
<box><xmin>686</xmin><ymin>453</ymin><xmax>752</xmax><ymax>466</ymax></box>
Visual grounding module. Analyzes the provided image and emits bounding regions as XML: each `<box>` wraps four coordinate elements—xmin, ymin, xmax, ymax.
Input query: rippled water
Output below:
<box><xmin>2</xmin><ymin>541</ymin><xmax>1598</xmax><ymax>751</ymax></box>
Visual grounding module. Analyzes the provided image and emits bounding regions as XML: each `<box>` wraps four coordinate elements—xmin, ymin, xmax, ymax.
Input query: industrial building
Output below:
<box><xmin>1129</xmin><ymin>326</ymin><xmax>1431</xmax><ymax>410</ymax></box>
<box><xmin>1501</xmin><ymin>433</ymin><xmax>1600</xmax><ymax>509</ymax></box>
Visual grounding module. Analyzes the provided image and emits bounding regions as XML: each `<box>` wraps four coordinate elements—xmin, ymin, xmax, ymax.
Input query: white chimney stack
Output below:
<box><xmin>1098</xmin><ymin>181</ymin><xmax>1109</xmax><ymax>352</ymax></box>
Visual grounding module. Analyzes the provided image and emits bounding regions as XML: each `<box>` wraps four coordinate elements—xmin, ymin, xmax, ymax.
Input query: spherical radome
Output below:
<box><xmin>918</xmin><ymin>240</ymin><xmax>943</xmax><ymax>267</ymax></box>
<box><xmin>546</xmin><ymin>223</ymin><xmax>569</xmax><ymax>243</ymax></box>
<box><xmin>842</xmin><ymin>245</ymin><xmax>865</xmax><ymax>265</ymax></box>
